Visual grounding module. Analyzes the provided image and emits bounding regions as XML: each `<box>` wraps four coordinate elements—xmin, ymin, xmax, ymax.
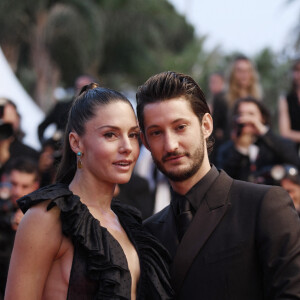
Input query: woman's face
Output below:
<box><xmin>233</xmin><ymin>59</ymin><xmax>253</xmax><ymax>89</ymax></box>
<box><xmin>76</xmin><ymin>101</ymin><xmax>140</xmax><ymax>185</ymax></box>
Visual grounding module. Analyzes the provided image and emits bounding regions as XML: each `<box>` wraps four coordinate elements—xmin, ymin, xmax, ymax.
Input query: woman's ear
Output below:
<box><xmin>201</xmin><ymin>113</ymin><xmax>213</xmax><ymax>139</ymax></box>
<box><xmin>69</xmin><ymin>131</ymin><xmax>82</xmax><ymax>154</ymax></box>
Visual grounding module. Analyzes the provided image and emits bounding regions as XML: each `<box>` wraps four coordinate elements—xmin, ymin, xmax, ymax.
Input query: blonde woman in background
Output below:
<box><xmin>226</xmin><ymin>55</ymin><xmax>262</xmax><ymax>108</ymax></box>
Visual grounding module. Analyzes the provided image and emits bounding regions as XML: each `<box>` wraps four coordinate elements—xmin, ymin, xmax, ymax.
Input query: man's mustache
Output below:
<box><xmin>162</xmin><ymin>151</ymin><xmax>189</xmax><ymax>162</ymax></box>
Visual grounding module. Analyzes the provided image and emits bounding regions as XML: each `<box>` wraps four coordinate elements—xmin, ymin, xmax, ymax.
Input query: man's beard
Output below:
<box><xmin>151</xmin><ymin>138</ymin><xmax>205</xmax><ymax>182</ymax></box>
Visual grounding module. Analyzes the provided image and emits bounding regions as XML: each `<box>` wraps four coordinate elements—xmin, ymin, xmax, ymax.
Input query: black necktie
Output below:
<box><xmin>176</xmin><ymin>197</ymin><xmax>193</xmax><ymax>242</ymax></box>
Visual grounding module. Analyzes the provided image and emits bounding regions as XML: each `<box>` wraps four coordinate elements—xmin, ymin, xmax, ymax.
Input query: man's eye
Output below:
<box><xmin>150</xmin><ymin>130</ymin><xmax>161</xmax><ymax>137</ymax></box>
<box><xmin>177</xmin><ymin>124</ymin><xmax>187</xmax><ymax>131</ymax></box>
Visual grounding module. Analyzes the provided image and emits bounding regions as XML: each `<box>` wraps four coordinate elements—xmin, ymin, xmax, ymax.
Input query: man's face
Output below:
<box><xmin>141</xmin><ymin>98</ymin><xmax>212</xmax><ymax>184</ymax></box>
<box><xmin>10</xmin><ymin>170</ymin><xmax>39</xmax><ymax>206</ymax></box>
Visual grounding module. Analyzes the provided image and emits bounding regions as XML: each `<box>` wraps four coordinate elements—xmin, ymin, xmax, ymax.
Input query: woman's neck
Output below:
<box><xmin>69</xmin><ymin>171</ymin><xmax>115</xmax><ymax>212</ymax></box>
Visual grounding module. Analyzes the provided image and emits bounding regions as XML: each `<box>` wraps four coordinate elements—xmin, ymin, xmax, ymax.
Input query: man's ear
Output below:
<box><xmin>69</xmin><ymin>131</ymin><xmax>82</xmax><ymax>154</ymax></box>
<box><xmin>140</xmin><ymin>131</ymin><xmax>150</xmax><ymax>151</ymax></box>
<box><xmin>201</xmin><ymin>113</ymin><xmax>213</xmax><ymax>139</ymax></box>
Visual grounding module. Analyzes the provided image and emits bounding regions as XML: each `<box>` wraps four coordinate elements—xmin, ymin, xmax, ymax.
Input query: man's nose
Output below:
<box><xmin>164</xmin><ymin>131</ymin><xmax>178</xmax><ymax>152</ymax></box>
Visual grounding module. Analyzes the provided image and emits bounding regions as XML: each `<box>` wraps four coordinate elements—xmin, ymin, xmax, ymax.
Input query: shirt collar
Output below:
<box><xmin>171</xmin><ymin>165</ymin><xmax>219</xmax><ymax>213</ymax></box>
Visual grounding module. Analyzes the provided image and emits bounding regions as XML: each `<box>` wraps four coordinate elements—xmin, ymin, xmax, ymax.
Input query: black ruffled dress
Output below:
<box><xmin>17</xmin><ymin>183</ymin><xmax>174</xmax><ymax>300</ymax></box>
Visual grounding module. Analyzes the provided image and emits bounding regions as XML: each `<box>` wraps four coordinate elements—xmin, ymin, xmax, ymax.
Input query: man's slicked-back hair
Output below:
<box><xmin>136</xmin><ymin>71</ymin><xmax>213</xmax><ymax>153</ymax></box>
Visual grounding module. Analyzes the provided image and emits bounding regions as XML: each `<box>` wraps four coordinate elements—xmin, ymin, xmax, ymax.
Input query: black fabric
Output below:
<box><xmin>286</xmin><ymin>91</ymin><xmax>300</xmax><ymax>150</ymax></box>
<box><xmin>174</xmin><ymin>196</ymin><xmax>193</xmax><ymax>242</ymax></box>
<box><xmin>210</xmin><ymin>91</ymin><xmax>230</xmax><ymax>164</ymax></box>
<box><xmin>38</xmin><ymin>100</ymin><xmax>73</xmax><ymax>143</ymax></box>
<box><xmin>117</xmin><ymin>174</ymin><xmax>154</xmax><ymax>220</ymax></box>
<box><xmin>144</xmin><ymin>170</ymin><xmax>300</xmax><ymax>299</ymax></box>
<box><xmin>18</xmin><ymin>183</ymin><xmax>174</xmax><ymax>300</ymax></box>
<box><xmin>183</xmin><ymin>166</ymin><xmax>219</xmax><ymax>212</ymax></box>
<box><xmin>171</xmin><ymin>166</ymin><xmax>219</xmax><ymax>242</ymax></box>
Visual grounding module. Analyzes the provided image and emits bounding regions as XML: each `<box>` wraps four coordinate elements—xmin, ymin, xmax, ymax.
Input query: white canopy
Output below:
<box><xmin>0</xmin><ymin>47</ymin><xmax>44</xmax><ymax>150</ymax></box>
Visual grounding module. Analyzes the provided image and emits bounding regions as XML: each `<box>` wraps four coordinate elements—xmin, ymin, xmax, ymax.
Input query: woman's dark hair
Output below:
<box><xmin>55</xmin><ymin>83</ymin><xmax>134</xmax><ymax>184</ymax></box>
<box><xmin>136</xmin><ymin>71</ymin><xmax>213</xmax><ymax>154</ymax></box>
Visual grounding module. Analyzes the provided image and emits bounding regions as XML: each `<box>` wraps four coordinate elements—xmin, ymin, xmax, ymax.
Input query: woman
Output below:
<box><xmin>5</xmin><ymin>84</ymin><xmax>173</xmax><ymax>299</ymax></box>
<box><xmin>279</xmin><ymin>59</ymin><xmax>300</xmax><ymax>154</ymax></box>
<box><xmin>226</xmin><ymin>55</ymin><xmax>262</xmax><ymax>108</ymax></box>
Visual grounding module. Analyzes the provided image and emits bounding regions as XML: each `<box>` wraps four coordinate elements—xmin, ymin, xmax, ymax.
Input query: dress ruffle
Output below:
<box><xmin>18</xmin><ymin>183</ymin><xmax>174</xmax><ymax>300</ymax></box>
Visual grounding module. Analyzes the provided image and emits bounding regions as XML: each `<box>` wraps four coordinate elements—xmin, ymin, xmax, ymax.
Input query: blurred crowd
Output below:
<box><xmin>0</xmin><ymin>56</ymin><xmax>300</xmax><ymax>298</ymax></box>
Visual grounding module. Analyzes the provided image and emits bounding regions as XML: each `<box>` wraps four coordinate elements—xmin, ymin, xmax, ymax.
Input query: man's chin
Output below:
<box><xmin>163</xmin><ymin>168</ymin><xmax>194</xmax><ymax>182</ymax></box>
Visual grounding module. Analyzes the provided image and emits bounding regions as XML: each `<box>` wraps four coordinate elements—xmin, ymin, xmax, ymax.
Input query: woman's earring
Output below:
<box><xmin>77</xmin><ymin>152</ymin><xmax>83</xmax><ymax>169</ymax></box>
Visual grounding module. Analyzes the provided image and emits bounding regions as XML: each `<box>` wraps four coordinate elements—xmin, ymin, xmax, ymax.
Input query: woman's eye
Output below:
<box><xmin>129</xmin><ymin>132</ymin><xmax>140</xmax><ymax>139</ymax></box>
<box><xmin>104</xmin><ymin>132</ymin><xmax>117</xmax><ymax>138</ymax></box>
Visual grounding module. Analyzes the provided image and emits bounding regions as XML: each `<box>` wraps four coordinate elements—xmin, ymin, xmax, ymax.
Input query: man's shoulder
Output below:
<box><xmin>143</xmin><ymin>205</ymin><xmax>171</xmax><ymax>226</ymax></box>
<box><xmin>231</xmin><ymin>178</ymin><xmax>278</xmax><ymax>193</ymax></box>
<box><xmin>219</xmin><ymin>170</ymin><xmax>284</xmax><ymax>202</ymax></box>
<box><xmin>229</xmin><ymin>177</ymin><xmax>290</xmax><ymax>209</ymax></box>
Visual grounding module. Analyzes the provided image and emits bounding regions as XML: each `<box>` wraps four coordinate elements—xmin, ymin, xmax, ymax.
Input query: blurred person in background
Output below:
<box><xmin>114</xmin><ymin>172</ymin><xmax>154</xmax><ymax>220</ymax></box>
<box><xmin>0</xmin><ymin>98</ymin><xmax>39</xmax><ymax>161</ymax></box>
<box><xmin>207</xmin><ymin>72</ymin><xmax>228</xmax><ymax>164</ymax></box>
<box><xmin>279</xmin><ymin>59</ymin><xmax>300</xmax><ymax>155</ymax></box>
<box><xmin>0</xmin><ymin>157</ymin><xmax>39</xmax><ymax>299</ymax></box>
<box><xmin>270</xmin><ymin>164</ymin><xmax>300</xmax><ymax>216</ymax></box>
<box><xmin>38</xmin><ymin>74</ymin><xmax>97</xmax><ymax>145</ymax></box>
<box><xmin>0</xmin><ymin>99</ymin><xmax>39</xmax><ymax>179</ymax></box>
<box><xmin>134</xmin><ymin>145</ymin><xmax>172</xmax><ymax>217</ymax></box>
<box><xmin>38</xmin><ymin>131</ymin><xmax>63</xmax><ymax>187</ymax></box>
<box><xmin>216</xmin><ymin>97</ymin><xmax>300</xmax><ymax>183</ymax></box>
<box><xmin>226</xmin><ymin>55</ymin><xmax>263</xmax><ymax>108</ymax></box>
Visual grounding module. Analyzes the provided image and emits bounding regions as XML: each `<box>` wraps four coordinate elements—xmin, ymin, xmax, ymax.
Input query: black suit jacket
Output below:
<box><xmin>144</xmin><ymin>170</ymin><xmax>300</xmax><ymax>300</ymax></box>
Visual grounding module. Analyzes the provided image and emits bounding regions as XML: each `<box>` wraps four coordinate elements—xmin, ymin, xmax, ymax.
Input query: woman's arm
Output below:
<box><xmin>5</xmin><ymin>202</ymin><xmax>62</xmax><ymax>300</ymax></box>
<box><xmin>278</xmin><ymin>96</ymin><xmax>300</xmax><ymax>143</ymax></box>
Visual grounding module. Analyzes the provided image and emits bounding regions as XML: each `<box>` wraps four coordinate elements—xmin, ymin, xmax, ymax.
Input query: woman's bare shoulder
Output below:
<box><xmin>5</xmin><ymin>201</ymin><xmax>66</xmax><ymax>299</ymax></box>
<box><xmin>17</xmin><ymin>200</ymin><xmax>63</xmax><ymax>248</ymax></box>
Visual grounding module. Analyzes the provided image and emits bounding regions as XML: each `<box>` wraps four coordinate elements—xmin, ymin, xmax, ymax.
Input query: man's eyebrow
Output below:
<box><xmin>146</xmin><ymin>118</ymin><xmax>189</xmax><ymax>130</ymax></box>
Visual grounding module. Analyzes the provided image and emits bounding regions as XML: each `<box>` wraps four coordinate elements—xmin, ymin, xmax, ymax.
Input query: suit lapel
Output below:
<box><xmin>151</xmin><ymin>205</ymin><xmax>180</xmax><ymax>259</ymax></box>
<box><xmin>171</xmin><ymin>170</ymin><xmax>233</xmax><ymax>293</ymax></box>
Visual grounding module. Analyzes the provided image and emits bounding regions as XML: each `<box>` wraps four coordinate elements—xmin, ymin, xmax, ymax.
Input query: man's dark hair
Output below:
<box><xmin>7</xmin><ymin>157</ymin><xmax>40</xmax><ymax>182</ymax></box>
<box><xmin>136</xmin><ymin>71</ymin><xmax>213</xmax><ymax>153</ymax></box>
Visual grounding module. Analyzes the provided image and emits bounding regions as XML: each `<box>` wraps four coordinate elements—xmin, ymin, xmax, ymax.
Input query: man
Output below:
<box><xmin>136</xmin><ymin>71</ymin><xmax>300</xmax><ymax>299</ymax></box>
<box><xmin>0</xmin><ymin>158</ymin><xmax>39</xmax><ymax>298</ymax></box>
